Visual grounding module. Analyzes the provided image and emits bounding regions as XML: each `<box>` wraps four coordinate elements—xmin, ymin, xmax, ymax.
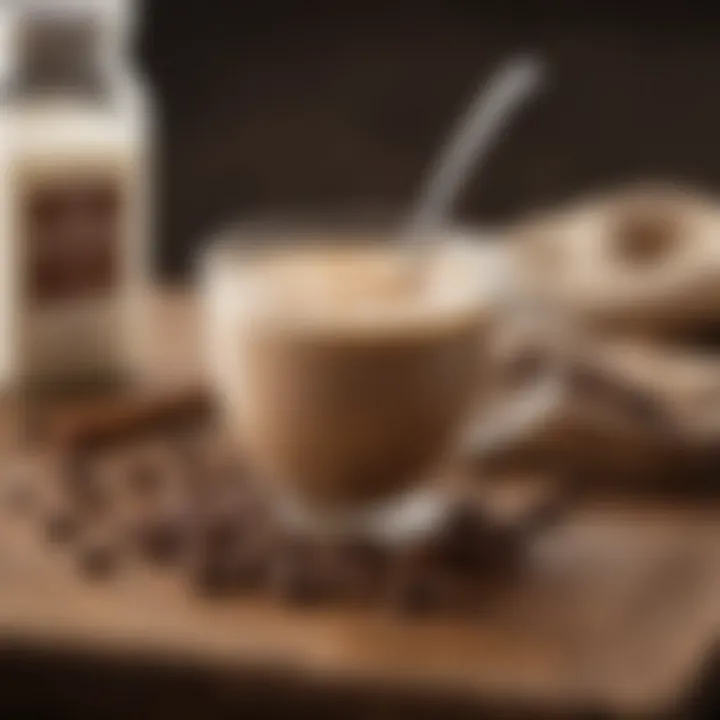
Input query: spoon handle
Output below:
<box><xmin>407</xmin><ymin>56</ymin><xmax>546</xmax><ymax>235</ymax></box>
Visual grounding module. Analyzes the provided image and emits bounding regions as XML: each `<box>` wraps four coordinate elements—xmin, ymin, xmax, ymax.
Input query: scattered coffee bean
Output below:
<box><xmin>77</xmin><ymin>535</ymin><xmax>119</xmax><ymax>579</ymax></box>
<box><xmin>44</xmin><ymin>504</ymin><xmax>81</xmax><ymax>544</ymax></box>
<box><xmin>132</xmin><ymin>487</ymin><xmax>193</xmax><ymax>560</ymax></box>
<box><xmin>60</xmin><ymin>457</ymin><xmax>108</xmax><ymax>513</ymax></box>
<box><xmin>267</xmin><ymin>539</ymin><xmax>326</xmax><ymax>605</ymax></box>
<box><xmin>127</xmin><ymin>460</ymin><xmax>163</xmax><ymax>498</ymax></box>
<box><xmin>387</xmin><ymin>547</ymin><xmax>444</xmax><ymax>615</ymax></box>
<box><xmin>195</xmin><ymin>504</ymin><xmax>243</xmax><ymax>555</ymax></box>
<box><xmin>439</xmin><ymin>505</ymin><xmax>492</xmax><ymax>569</ymax></box>
<box><xmin>228</xmin><ymin>542</ymin><xmax>265</xmax><ymax>589</ymax></box>
<box><xmin>22</xmin><ymin>408</ymin><xmax>548</xmax><ymax>611</ymax></box>
<box><xmin>185</xmin><ymin>499</ymin><xmax>258</xmax><ymax>593</ymax></box>
<box><xmin>187</xmin><ymin>547</ymin><xmax>236</xmax><ymax>596</ymax></box>
<box><xmin>210</xmin><ymin>468</ymin><xmax>247</xmax><ymax>502</ymax></box>
<box><xmin>329</xmin><ymin>540</ymin><xmax>387</xmax><ymax>598</ymax></box>
<box><xmin>173</xmin><ymin>430</ymin><xmax>210</xmax><ymax>471</ymax></box>
<box><xmin>178</xmin><ymin>448</ymin><xmax>206</xmax><ymax>476</ymax></box>
<box><xmin>137</xmin><ymin>510</ymin><xmax>188</xmax><ymax>564</ymax></box>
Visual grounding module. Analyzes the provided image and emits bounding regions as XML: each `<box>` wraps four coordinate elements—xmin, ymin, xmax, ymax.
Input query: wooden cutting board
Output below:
<box><xmin>1</xmin><ymin>289</ymin><xmax>719</xmax><ymax>719</ymax></box>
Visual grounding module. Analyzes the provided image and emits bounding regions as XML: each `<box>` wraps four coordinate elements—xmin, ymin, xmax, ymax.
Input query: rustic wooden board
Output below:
<box><xmin>0</xmin><ymin>290</ymin><xmax>719</xmax><ymax>719</ymax></box>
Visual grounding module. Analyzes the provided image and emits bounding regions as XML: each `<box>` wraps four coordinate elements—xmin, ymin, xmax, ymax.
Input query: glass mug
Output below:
<box><xmin>201</xmin><ymin>220</ymin><xmax>514</xmax><ymax>543</ymax></box>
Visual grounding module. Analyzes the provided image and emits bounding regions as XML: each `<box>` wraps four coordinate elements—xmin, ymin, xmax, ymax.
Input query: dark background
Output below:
<box><xmin>138</xmin><ymin>3</ymin><xmax>720</xmax><ymax>278</ymax></box>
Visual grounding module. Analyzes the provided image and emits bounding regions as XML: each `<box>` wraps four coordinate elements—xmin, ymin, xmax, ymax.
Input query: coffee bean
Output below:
<box><xmin>439</xmin><ymin>505</ymin><xmax>492</xmax><ymax>569</ymax></box>
<box><xmin>454</xmin><ymin>523</ymin><xmax>522</xmax><ymax>575</ymax></box>
<box><xmin>387</xmin><ymin>548</ymin><xmax>443</xmax><ymax>615</ymax></box>
<box><xmin>267</xmin><ymin>540</ymin><xmax>324</xmax><ymax>605</ymax></box>
<box><xmin>196</xmin><ymin>507</ymin><xmax>241</xmax><ymax>554</ymax></box>
<box><xmin>61</xmin><ymin>457</ymin><xmax>107</xmax><ymax>512</ymax></box>
<box><xmin>329</xmin><ymin>537</ymin><xmax>376</xmax><ymax>563</ymax></box>
<box><xmin>44</xmin><ymin>505</ymin><xmax>81</xmax><ymax>544</ymax></box>
<box><xmin>228</xmin><ymin>542</ymin><xmax>265</xmax><ymax>589</ymax></box>
<box><xmin>127</xmin><ymin>460</ymin><xmax>162</xmax><ymax>498</ymax></box>
<box><xmin>388</xmin><ymin>576</ymin><xmax>445</xmax><ymax>615</ymax></box>
<box><xmin>19</xmin><ymin>413</ymin><xmax>563</xmax><ymax>614</ymax></box>
<box><xmin>137</xmin><ymin>511</ymin><xmax>188</xmax><ymax>564</ymax></box>
<box><xmin>173</xmin><ymin>432</ymin><xmax>209</xmax><ymax>471</ymax></box>
<box><xmin>331</xmin><ymin>540</ymin><xmax>387</xmax><ymax>597</ymax></box>
<box><xmin>187</xmin><ymin>548</ymin><xmax>235</xmax><ymax>596</ymax></box>
<box><xmin>132</xmin><ymin>490</ymin><xmax>193</xmax><ymax>562</ymax></box>
<box><xmin>186</xmin><ymin>502</ymin><xmax>260</xmax><ymax>594</ymax></box>
<box><xmin>77</xmin><ymin>536</ymin><xmax>118</xmax><ymax>579</ymax></box>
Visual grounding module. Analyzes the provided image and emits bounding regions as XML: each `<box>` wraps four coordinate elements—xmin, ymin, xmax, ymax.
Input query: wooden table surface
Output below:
<box><xmin>1</xmin><ymin>289</ymin><xmax>720</xmax><ymax>719</ymax></box>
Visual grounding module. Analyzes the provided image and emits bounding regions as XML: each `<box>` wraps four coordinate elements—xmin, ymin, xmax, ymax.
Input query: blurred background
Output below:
<box><xmin>3</xmin><ymin>3</ymin><xmax>720</xmax><ymax>718</ymax></box>
<box><xmin>141</xmin><ymin>2</ymin><xmax>720</xmax><ymax>276</ymax></box>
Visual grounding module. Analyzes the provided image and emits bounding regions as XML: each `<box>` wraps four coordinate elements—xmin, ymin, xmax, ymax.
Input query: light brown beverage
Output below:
<box><xmin>203</xmin><ymin>233</ymin><xmax>495</xmax><ymax>536</ymax></box>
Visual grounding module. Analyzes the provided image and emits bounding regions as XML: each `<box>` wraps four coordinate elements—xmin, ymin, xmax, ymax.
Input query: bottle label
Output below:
<box><xmin>24</xmin><ymin>175</ymin><xmax>122</xmax><ymax>303</ymax></box>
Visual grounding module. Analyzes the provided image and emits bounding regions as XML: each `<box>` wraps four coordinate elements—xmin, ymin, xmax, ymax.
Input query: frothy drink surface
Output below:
<box><xmin>228</xmin><ymin>244</ymin><xmax>485</xmax><ymax>334</ymax></box>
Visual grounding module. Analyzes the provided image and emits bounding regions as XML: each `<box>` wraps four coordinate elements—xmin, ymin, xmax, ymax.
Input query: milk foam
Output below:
<box><xmin>207</xmin><ymin>241</ymin><xmax>492</xmax><ymax>337</ymax></box>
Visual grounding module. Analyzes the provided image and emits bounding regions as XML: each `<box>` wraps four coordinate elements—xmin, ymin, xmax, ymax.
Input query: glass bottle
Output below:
<box><xmin>0</xmin><ymin>0</ymin><xmax>152</xmax><ymax>394</ymax></box>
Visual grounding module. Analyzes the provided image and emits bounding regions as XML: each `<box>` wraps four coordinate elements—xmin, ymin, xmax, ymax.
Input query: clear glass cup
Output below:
<box><xmin>201</xmin><ymin>218</ymin><xmax>509</xmax><ymax>544</ymax></box>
